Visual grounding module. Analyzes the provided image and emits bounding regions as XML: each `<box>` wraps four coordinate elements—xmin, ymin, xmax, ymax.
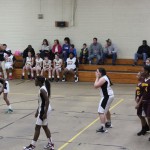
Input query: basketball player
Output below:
<box><xmin>94</xmin><ymin>68</ymin><xmax>114</xmax><ymax>133</ymax></box>
<box><xmin>22</xmin><ymin>51</ymin><xmax>34</xmax><ymax>79</ymax></box>
<box><xmin>141</xmin><ymin>65</ymin><xmax>150</xmax><ymax>141</ymax></box>
<box><xmin>5</xmin><ymin>51</ymin><xmax>16</xmax><ymax>80</ymax></box>
<box><xmin>31</xmin><ymin>53</ymin><xmax>43</xmax><ymax>79</ymax></box>
<box><xmin>135</xmin><ymin>72</ymin><xmax>149</xmax><ymax>136</ymax></box>
<box><xmin>23</xmin><ymin>76</ymin><xmax>54</xmax><ymax>150</ymax></box>
<box><xmin>52</xmin><ymin>53</ymin><xmax>62</xmax><ymax>82</ymax></box>
<box><xmin>62</xmin><ymin>52</ymin><xmax>78</xmax><ymax>82</ymax></box>
<box><xmin>41</xmin><ymin>56</ymin><xmax>52</xmax><ymax>80</ymax></box>
<box><xmin>0</xmin><ymin>77</ymin><xmax>13</xmax><ymax>113</ymax></box>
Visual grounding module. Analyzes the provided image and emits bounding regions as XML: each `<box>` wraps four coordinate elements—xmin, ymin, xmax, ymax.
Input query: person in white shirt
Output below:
<box><xmin>52</xmin><ymin>53</ymin><xmax>62</xmax><ymax>82</ymax></box>
<box><xmin>31</xmin><ymin>53</ymin><xmax>43</xmax><ymax>79</ymax></box>
<box><xmin>94</xmin><ymin>68</ymin><xmax>114</xmax><ymax>133</ymax></box>
<box><xmin>62</xmin><ymin>52</ymin><xmax>79</xmax><ymax>82</ymax></box>
<box><xmin>22</xmin><ymin>52</ymin><xmax>34</xmax><ymax>79</ymax></box>
<box><xmin>5</xmin><ymin>50</ymin><xmax>16</xmax><ymax>80</ymax></box>
<box><xmin>41</xmin><ymin>56</ymin><xmax>52</xmax><ymax>80</ymax></box>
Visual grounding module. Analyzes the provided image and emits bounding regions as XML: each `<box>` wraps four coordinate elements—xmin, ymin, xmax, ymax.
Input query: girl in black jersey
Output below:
<box><xmin>23</xmin><ymin>76</ymin><xmax>54</xmax><ymax>150</ymax></box>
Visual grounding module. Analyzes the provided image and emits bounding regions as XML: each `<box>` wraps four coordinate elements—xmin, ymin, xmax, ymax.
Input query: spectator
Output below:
<box><xmin>62</xmin><ymin>37</ymin><xmax>70</xmax><ymax>62</ymax></box>
<box><xmin>69</xmin><ymin>44</ymin><xmax>77</xmax><ymax>57</ymax></box>
<box><xmin>40</xmin><ymin>39</ymin><xmax>51</xmax><ymax>59</ymax></box>
<box><xmin>41</xmin><ymin>56</ymin><xmax>52</xmax><ymax>80</ymax></box>
<box><xmin>3</xmin><ymin>44</ymin><xmax>10</xmax><ymax>51</ymax></box>
<box><xmin>103</xmin><ymin>39</ymin><xmax>117</xmax><ymax>65</ymax></box>
<box><xmin>88</xmin><ymin>38</ymin><xmax>103</xmax><ymax>65</ymax></box>
<box><xmin>79</xmin><ymin>43</ymin><xmax>88</xmax><ymax>64</ymax></box>
<box><xmin>62</xmin><ymin>52</ymin><xmax>79</xmax><ymax>82</ymax></box>
<box><xmin>145</xmin><ymin>58</ymin><xmax>150</xmax><ymax>66</ymax></box>
<box><xmin>31</xmin><ymin>53</ymin><xmax>43</xmax><ymax>79</ymax></box>
<box><xmin>52</xmin><ymin>53</ymin><xmax>62</xmax><ymax>82</ymax></box>
<box><xmin>133</xmin><ymin>40</ymin><xmax>150</xmax><ymax>66</ymax></box>
<box><xmin>5</xmin><ymin>50</ymin><xmax>16</xmax><ymax>80</ymax></box>
<box><xmin>22</xmin><ymin>52</ymin><xmax>34</xmax><ymax>79</ymax></box>
<box><xmin>23</xmin><ymin>45</ymin><xmax>35</xmax><ymax>65</ymax></box>
<box><xmin>52</xmin><ymin>39</ymin><xmax>62</xmax><ymax>55</ymax></box>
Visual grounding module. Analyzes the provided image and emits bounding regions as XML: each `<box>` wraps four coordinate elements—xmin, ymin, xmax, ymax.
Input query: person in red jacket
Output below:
<box><xmin>52</xmin><ymin>39</ymin><xmax>62</xmax><ymax>55</ymax></box>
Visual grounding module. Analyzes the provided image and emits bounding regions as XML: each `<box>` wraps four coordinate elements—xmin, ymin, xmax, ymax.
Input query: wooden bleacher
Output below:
<box><xmin>13</xmin><ymin>56</ymin><xmax>143</xmax><ymax>84</ymax></box>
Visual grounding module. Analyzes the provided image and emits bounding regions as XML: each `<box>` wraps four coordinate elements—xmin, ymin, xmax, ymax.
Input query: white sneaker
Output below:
<box><xmin>23</xmin><ymin>144</ymin><xmax>35</xmax><ymax>150</ymax></box>
<box><xmin>44</xmin><ymin>142</ymin><xmax>54</xmax><ymax>150</ymax></box>
<box><xmin>74</xmin><ymin>77</ymin><xmax>78</xmax><ymax>82</ymax></box>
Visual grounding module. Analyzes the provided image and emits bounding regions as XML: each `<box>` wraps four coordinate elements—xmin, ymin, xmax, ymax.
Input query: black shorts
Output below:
<box><xmin>143</xmin><ymin>101</ymin><xmax>150</xmax><ymax>118</ymax></box>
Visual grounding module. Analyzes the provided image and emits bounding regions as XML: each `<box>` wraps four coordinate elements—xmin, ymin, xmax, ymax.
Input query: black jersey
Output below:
<box><xmin>141</xmin><ymin>78</ymin><xmax>150</xmax><ymax>103</ymax></box>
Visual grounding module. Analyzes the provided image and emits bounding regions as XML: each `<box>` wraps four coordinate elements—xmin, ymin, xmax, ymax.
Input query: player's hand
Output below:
<box><xmin>42</xmin><ymin>113</ymin><xmax>47</xmax><ymax>120</ymax></box>
<box><xmin>35</xmin><ymin>111</ymin><xmax>38</xmax><ymax>118</ymax></box>
<box><xmin>135</xmin><ymin>104</ymin><xmax>139</xmax><ymax>109</ymax></box>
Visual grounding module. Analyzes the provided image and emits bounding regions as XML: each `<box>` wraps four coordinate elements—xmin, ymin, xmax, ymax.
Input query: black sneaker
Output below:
<box><xmin>62</xmin><ymin>77</ymin><xmax>66</xmax><ymax>82</ymax></box>
<box><xmin>96</xmin><ymin>126</ymin><xmax>108</xmax><ymax>133</ymax></box>
<box><xmin>28</xmin><ymin>75</ymin><xmax>31</xmax><ymax>79</ymax></box>
<box><xmin>23</xmin><ymin>144</ymin><xmax>35</xmax><ymax>150</ymax></box>
<box><xmin>21</xmin><ymin>76</ymin><xmax>25</xmax><ymax>79</ymax></box>
<box><xmin>56</xmin><ymin>78</ymin><xmax>60</xmax><ymax>82</ymax></box>
<box><xmin>51</xmin><ymin>77</ymin><xmax>54</xmax><ymax>82</ymax></box>
<box><xmin>137</xmin><ymin>128</ymin><xmax>146</xmax><ymax>136</ymax></box>
<box><xmin>105</xmin><ymin>122</ymin><xmax>113</xmax><ymax>128</ymax></box>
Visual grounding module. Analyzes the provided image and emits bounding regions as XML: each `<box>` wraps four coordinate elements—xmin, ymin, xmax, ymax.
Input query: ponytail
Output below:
<box><xmin>107</xmin><ymin>75</ymin><xmax>113</xmax><ymax>86</ymax></box>
<box><xmin>45</xmin><ymin>78</ymin><xmax>51</xmax><ymax>98</ymax></box>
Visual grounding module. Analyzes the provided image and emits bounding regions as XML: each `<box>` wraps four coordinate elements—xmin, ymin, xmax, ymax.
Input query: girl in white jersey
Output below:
<box><xmin>23</xmin><ymin>76</ymin><xmax>54</xmax><ymax>150</ymax></box>
<box><xmin>94</xmin><ymin>68</ymin><xmax>114</xmax><ymax>133</ymax></box>
<box><xmin>41</xmin><ymin>56</ymin><xmax>52</xmax><ymax>80</ymax></box>
<box><xmin>31</xmin><ymin>53</ymin><xmax>43</xmax><ymax>79</ymax></box>
<box><xmin>22</xmin><ymin>52</ymin><xmax>34</xmax><ymax>79</ymax></box>
<box><xmin>52</xmin><ymin>53</ymin><xmax>62</xmax><ymax>82</ymax></box>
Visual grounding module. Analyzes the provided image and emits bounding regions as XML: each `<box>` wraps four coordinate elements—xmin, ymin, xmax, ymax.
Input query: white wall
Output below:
<box><xmin>0</xmin><ymin>0</ymin><xmax>150</xmax><ymax>58</ymax></box>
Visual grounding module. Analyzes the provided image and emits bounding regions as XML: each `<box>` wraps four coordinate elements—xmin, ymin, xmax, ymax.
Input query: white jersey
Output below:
<box><xmin>38</xmin><ymin>85</ymin><xmax>51</xmax><ymax>114</ymax></box>
<box><xmin>5</xmin><ymin>55</ymin><xmax>14</xmax><ymax>65</ymax></box>
<box><xmin>66</xmin><ymin>57</ymin><xmax>76</xmax><ymax>70</ymax></box>
<box><xmin>54</xmin><ymin>58</ymin><xmax>62</xmax><ymax>68</ymax></box>
<box><xmin>43</xmin><ymin>60</ymin><xmax>51</xmax><ymax>68</ymax></box>
<box><xmin>35</xmin><ymin>58</ymin><xmax>43</xmax><ymax>67</ymax></box>
<box><xmin>26</xmin><ymin>57</ymin><xmax>33</xmax><ymax>66</ymax></box>
<box><xmin>99</xmin><ymin>75</ymin><xmax>114</xmax><ymax>97</ymax></box>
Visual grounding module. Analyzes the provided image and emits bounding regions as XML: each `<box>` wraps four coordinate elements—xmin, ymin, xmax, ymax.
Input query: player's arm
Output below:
<box><xmin>94</xmin><ymin>77</ymin><xmax>106</xmax><ymax>88</ymax></box>
<box><xmin>135</xmin><ymin>96</ymin><xmax>143</xmax><ymax>109</ymax></box>
<box><xmin>41</xmin><ymin>89</ymin><xmax>49</xmax><ymax>119</ymax></box>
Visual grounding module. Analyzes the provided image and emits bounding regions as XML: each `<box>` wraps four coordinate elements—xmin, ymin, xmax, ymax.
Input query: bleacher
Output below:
<box><xmin>13</xmin><ymin>56</ymin><xmax>143</xmax><ymax>84</ymax></box>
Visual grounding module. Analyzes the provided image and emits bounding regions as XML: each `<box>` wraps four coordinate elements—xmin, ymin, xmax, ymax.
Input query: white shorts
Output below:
<box><xmin>98</xmin><ymin>95</ymin><xmax>114</xmax><ymax>114</ymax></box>
<box><xmin>4</xmin><ymin>81</ymin><xmax>10</xmax><ymax>94</ymax></box>
<box><xmin>36</xmin><ymin>104</ymin><xmax>52</xmax><ymax>126</ymax></box>
<box><xmin>5</xmin><ymin>63</ymin><xmax>13</xmax><ymax>69</ymax></box>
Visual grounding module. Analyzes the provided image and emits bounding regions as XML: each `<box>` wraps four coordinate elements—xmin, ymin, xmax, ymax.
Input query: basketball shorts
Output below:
<box><xmin>98</xmin><ymin>95</ymin><xmax>114</xmax><ymax>114</ymax></box>
<box><xmin>4</xmin><ymin>81</ymin><xmax>10</xmax><ymax>94</ymax></box>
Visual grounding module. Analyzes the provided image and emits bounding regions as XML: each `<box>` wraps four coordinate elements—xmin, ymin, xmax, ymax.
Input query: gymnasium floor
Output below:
<box><xmin>0</xmin><ymin>80</ymin><xmax>149</xmax><ymax>150</ymax></box>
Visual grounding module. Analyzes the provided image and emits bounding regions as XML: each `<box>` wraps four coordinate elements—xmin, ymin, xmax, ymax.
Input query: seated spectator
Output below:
<box><xmin>145</xmin><ymin>58</ymin><xmax>150</xmax><ymax>66</ymax></box>
<box><xmin>22</xmin><ymin>52</ymin><xmax>34</xmax><ymax>79</ymax></box>
<box><xmin>40</xmin><ymin>39</ymin><xmax>51</xmax><ymax>59</ymax></box>
<box><xmin>31</xmin><ymin>53</ymin><xmax>43</xmax><ymax>79</ymax></box>
<box><xmin>41</xmin><ymin>56</ymin><xmax>52</xmax><ymax>80</ymax></box>
<box><xmin>23</xmin><ymin>45</ymin><xmax>35</xmax><ymax>65</ymax></box>
<box><xmin>62</xmin><ymin>52</ymin><xmax>79</xmax><ymax>82</ymax></box>
<box><xmin>103</xmin><ymin>39</ymin><xmax>117</xmax><ymax>65</ymax></box>
<box><xmin>79</xmin><ymin>43</ymin><xmax>88</xmax><ymax>64</ymax></box>
<box><xmin>62</xmin><ymin>37</ymin><xmax>70</xmax><ymax>62</ymax></box>
<box><xmin>69</xmin><ymin>44</ymin><xmax>77</xmax><ymax>57</ymax></box>
<box><xmin>5</xmin><ymin>50</ymin><xmax>16</xmax><ymax>80</ymax></box>
<box><xmin>133</xmin><ymin>40</ymin><xmax>150</xmax><ymax>66</ymax></box>
<box><xmin>52</xmin><ymin>53</ymin><xmax>63</xmax><ymax>82</ymax></box>
<box><xmin>52</xmin><ymin>39</ymin><xmax>62</xmax><ymax>55</ymax></box>
<box><xmin>88</xmin><ymin>37</ymin><xmax>103</xmax><ymax>65</ymax></box>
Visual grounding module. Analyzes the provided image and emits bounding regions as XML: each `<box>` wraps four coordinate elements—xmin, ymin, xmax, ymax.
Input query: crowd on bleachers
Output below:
<box><xmin>1</xmin><ymin>38</ymin><xmax>150</xmax><ymax>82</ymax></box>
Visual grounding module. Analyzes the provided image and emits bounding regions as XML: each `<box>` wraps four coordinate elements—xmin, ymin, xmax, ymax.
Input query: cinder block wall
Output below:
<box><xmin>0</xmin><ymin>0</ymin><xmax>150</xmax><ymax>58</ymax></box>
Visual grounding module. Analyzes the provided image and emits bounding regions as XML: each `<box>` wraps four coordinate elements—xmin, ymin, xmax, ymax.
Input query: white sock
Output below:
<box><xmin>28</xmin><ymin>72</ymin><xmax>30</xmax><ymax>75</ymax></box>
<box><xmin>48</xmin><ymin>137</ymin><xmax>52</xmax><ymax>143</ymax></box>
<box><xmin>9</xmin><ymin>72</ymin><xmax>12</xmax><ymax>76</ymax></box>
<box><xmin>31</xmin><ymin>140</ymin><xmax>36</xmax><ymax>146</ymax></box>
<box><xmin>8</xmin><ymin>105</ymin><xmax>12</xmax><ymax>110</ymax></box>
<box><xmin>57</xmin><ymin>76</ymin><xmax>59</xmax><ymax>78</ymax></box>
<box><xmin>0</xmin><ymin>72</ymin><xmax>2</xmax><ymax>76</ymax></box>
<box><xmin>101</xmin><ymin>124</ymin><xmax>105</xmax><ymax>128</ymax></box>
<box><xmin>52</xmin><ymin>76</ymin><xmax>54</xmax><ymax>78</ymax></box>
<box><xmin>22</xmin><ymin>73</ymin><xmax>25</xmax><ymax>76</ymax></box>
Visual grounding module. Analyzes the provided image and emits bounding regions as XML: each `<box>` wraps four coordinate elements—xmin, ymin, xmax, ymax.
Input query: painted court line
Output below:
<box><xmin>58</xmin><ymin>99</ymin><xmax>124</xmax><ymax>150</ymax></box>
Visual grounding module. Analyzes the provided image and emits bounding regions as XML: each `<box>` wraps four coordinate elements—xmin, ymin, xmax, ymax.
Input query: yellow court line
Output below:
<box><xmin>58</xmin><ymin>99</ymin><xmax>124</xmax><ymax>150</ymax></box>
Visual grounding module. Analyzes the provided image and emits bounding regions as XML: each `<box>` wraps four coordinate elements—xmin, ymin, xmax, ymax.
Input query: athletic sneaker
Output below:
<box><xmin>51</xmin><ymin>77</ymin><xmax>54</xmax><ymax>82</ymax></box>
<box><xmin>105</xmin><ymin>122</ymin><xmax>113</xmax><ymax>128</ymax></box>
<box><xmin>28</xmin><ymin>75</ymin><xmax>31</xmax><ymax>79</ymax></box>
<box><xmin>21</xmin><ymin>76</ymin><xmax>25</xmax><ymax>79</ymax></box>
<box><xmin>23</xmin><ymin>144</ymin><xmax>35</xmax><ymax>150</ymax></box>
<box><xmin>62</xmin><ymin>77</ymin><xmax>66</xmax><ymax>82</ymax></box>
<box><xmin>96</xmin><ymin>126</ymin><xmax>108</xmax><ymax>133</ymax></box>
<box><xmin>74</xmin><ymin>76</ymin><xmax>78</xmax><ymax>82</ymax></box>
<box><xmin>56</xmin><ymin>78</ymin><xmax>60</xmax><ymax>82</ymax></box>
<box><xmin>44</xmin><ymin>142</ymin><xmax>54</xmax><ymax>150</ymax></box>
<box><xmin>5</xmin><ymin>109</ymin><xmax>13</xmax><ymax>114</ymax></box>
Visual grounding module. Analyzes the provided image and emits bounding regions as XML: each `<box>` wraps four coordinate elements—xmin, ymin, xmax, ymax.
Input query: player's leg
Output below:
<box><xmin>62</xmin><ymin>68</ymin><xmax>68</xmax><ymax>81</ymax></box>
<box><xmin>22</xmin><ymin>66</ymin><xmax>26</xmax><ymax>79</ymax></box>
